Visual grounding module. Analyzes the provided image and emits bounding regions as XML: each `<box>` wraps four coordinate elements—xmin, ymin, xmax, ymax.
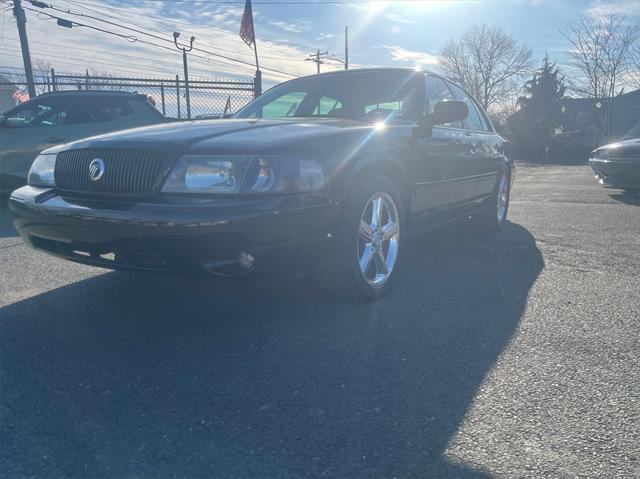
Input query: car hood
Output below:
<box><xmin>594</xmin><ymin>137</ymin><xmax>640</xmax><ymax>159</ymax></box>
<box><xmin>46</xmin><ymin>118</ymin><xmax>378</xmax><ymax>156</ymax></box>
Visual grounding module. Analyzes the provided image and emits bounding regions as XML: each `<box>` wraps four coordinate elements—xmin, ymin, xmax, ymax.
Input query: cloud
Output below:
<box><xmin>384</xmin><ymin>13</ymin><xmax>417</xmax><ymax>24</ymax></box>
<box><xmin>0</xmin><ymin>2</ymin><xmax>316</xmax><ymax>84</ymax></box>
<box><xmin>269</xmin><ymin>19</ymin><xmax>313</xmax><ymax>34</ymax></box>
<box><xmin>381</xmin><ymin>45</ymin><xmax>440</xmax><ymax>67</ymax></box>
<box><xmin>586</xmin><ymin>0</ymin><xmax>640</xmax><ymax>18</ymax></box>
<box><xmin>316</xmin><ymin>33</ymin><xmax>337</xmax><ymax>41</ymax></box>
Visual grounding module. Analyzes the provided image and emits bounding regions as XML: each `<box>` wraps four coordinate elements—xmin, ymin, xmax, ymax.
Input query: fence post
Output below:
<box><xmin>51</xmin><ymin>68</ymin><xmax>57</xmax><ymax>91</ymax></box>
<box><xmin>176</xmin><ymin>75</ymin><xmax>181</xmax><ymax>119</ymax></box>
<box><xmin>160</xmin><ymin>82</ymin><xmax>166</xmax><ymax>116</ymax></box>
<box><xmin>254</xmin><ymin>69</ymin><xmax>262</xmax><ymax>99</ymax></box>
<box><xmin>46</xmin><ymin>76</ymin><xmax>50</xmax><ymax>92</ymax></box>
<box><xmin>183</xmin><ymin>49</ymin><xmax>191</xmax><ymax>119</ymax></box>
<box><xmin>85</xmin><ymin>69</ymin><xmax>90</xmax><ymax>90</ymax></box>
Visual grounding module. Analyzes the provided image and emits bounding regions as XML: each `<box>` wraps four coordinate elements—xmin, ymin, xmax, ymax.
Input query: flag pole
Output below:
<box><xmin>254</xmin><ymin>37</ymin><xmax>260</xmax><ymax>72</ymax></box>
<box><xmin>250</xmin><ymin>1</ymin><xmax>261</xmax><ymax>98</ymax></box>
<box><xmin>241</xmin><ymin>0</ymin><xmax>261</xmax><ymax>96</ymax></box>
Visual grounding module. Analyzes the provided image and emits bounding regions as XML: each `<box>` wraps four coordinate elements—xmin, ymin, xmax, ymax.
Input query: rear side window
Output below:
<box><xmin>446</xmin><ymin>82</ymin><xmax>489</xmax><ymax>132</ymax></box>
<box><xmin>65</xmin><ymin>97</ymin><xmax>133</xmax><ymax>124</ymax></box>
<box><xmin>425</xmin><ymin>76</ymin><xmax>462</xmax><ymax>128</ymax></box>
<box><xmin>94</xmin><ymin>100</ymin><xmax>133</xmax><ymax>121</ymax></box>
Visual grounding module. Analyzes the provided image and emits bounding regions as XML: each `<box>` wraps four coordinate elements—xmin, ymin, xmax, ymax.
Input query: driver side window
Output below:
<box><xmin>425</xmin><ymin>76</ymin><xmax>462</xmax><ymax>128</ymax></box>
<box><xmin>313</xmin><ymin>96</ymin><xmax>342</xmax><ymax>116</ymax></box>
<box><xmin>5</xmin><ymin>100</ymin><xmax>68</xmax><ymax>128</ymax></box>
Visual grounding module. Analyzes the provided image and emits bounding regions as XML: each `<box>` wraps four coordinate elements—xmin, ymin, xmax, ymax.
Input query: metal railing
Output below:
<box><xmin>0</xmin><ymin>68</ymin><xmax>262</xmax><ymax>119</ymax></box>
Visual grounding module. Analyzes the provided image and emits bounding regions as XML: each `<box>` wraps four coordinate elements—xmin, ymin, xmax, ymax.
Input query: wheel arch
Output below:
<box><xmin>341</xmin><ymin>154</ymin><xmax>412</xmax><ymax>219</ymax></box>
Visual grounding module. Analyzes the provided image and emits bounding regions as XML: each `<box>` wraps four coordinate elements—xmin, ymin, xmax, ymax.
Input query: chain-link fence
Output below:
<box><xmin>0</xmin><ymin>69</ymin><xmax>261</xmax><ymax>119</ymax></box>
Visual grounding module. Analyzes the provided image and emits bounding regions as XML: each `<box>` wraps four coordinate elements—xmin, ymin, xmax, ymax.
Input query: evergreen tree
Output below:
<box><xmin>509</xmin><ymin>55</ymin><xmax>566</xmax><ymax>161</ymax></box>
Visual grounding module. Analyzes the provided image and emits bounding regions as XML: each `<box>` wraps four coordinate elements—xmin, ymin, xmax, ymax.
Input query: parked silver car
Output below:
<box><xmin>0</xmin><ymin>91</ymin><xmax>166</xmax><ymax>192</ymax></box>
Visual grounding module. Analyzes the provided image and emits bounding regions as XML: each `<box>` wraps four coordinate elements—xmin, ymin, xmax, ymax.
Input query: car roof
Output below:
<box><xmin>36</xmin><ymin>90</ymin><xmax>147</xmax><ymax>99</ymax></box>
<box><xmin>0</xmin><ymin>89</ymin><xmax>151</xmax><ymax>115</ymax></box>
<box><xmin>264</xmin><ymin>67</ymin><xmax>471</xmax><ymax>104</ymax></box>
<box><xmin>293</xmin><ymin>67</ymin><xmax>440</xmax><ymax>81</ymax></box>
<box><xmin>274</xmin><ymin>67</ymin><xmax>466</xmax><ymax>93</ymax></box>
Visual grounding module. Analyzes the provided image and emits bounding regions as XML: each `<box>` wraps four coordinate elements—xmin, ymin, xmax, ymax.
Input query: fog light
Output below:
<box><xmin>238</xmin><ymin>251</ymin><xmax>255</xmax><ymax>270</ymax></box>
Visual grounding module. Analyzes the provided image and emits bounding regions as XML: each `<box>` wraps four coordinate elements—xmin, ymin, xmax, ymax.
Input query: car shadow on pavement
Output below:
<box><xmin>0</xmin><ymin>221</ymin><xmax>543</xmax><ymax>479</ymax></box>
<box><xmin>609</xmin><ymin>190</ymin><xmax>640</xmax><ymax>206</ymax></box>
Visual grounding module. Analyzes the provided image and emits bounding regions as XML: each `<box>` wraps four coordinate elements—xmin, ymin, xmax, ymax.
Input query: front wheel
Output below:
<box><xmin>315</xmin><ymin>177</ymin><xmax>404</xmax><ymax>301</ymax></box>
<box><xmin>475</xmin><ymin>170</ymin><xmax>510</xmax><ymax>232</ymax></box>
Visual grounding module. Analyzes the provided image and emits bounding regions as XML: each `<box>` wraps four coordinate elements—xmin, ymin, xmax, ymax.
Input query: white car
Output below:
<box><xmin>0</xmin><ymin>90</ymin><xmax>166</xmax><ymax>193</ymax></box>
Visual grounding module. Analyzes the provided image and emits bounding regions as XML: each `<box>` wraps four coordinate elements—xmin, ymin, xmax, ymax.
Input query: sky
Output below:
<box><xmin>0</xmin><ymin>0</ymin><xmax>638</xmax><ymax>88</ymax></box>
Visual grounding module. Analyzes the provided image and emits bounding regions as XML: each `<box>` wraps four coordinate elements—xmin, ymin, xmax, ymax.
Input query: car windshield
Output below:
<box><xmin>235</xmin><ymin>70</ymin><xmax>424</xmax><ymax>123</ymax></box>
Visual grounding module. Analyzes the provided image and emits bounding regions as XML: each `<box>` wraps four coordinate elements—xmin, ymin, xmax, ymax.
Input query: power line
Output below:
<box><xmin>0</xmin><ymin>49</ymin><xmax>192</xmax><ymax>77</ymax></box>
<box><xmin>22</xmin><ymin>5</ymin><xmax>296</xmax><ymax>80</ymax></box>
<box><xmin>2</xmin><ymin>37</ymin><xmax>218</xmax><ymax>76</ymax></box>
<box><xmin>106</xmin><ymin>0</ymin><xmax>443</xmax><ymax>3</ymax></box>
<box><xmin>27</xmin><ymin>1</ymin><xmax>299</xmax><ymax>78</ymax></box>
<box><xmin>57</xmin><ymin>0</ymin><xmax>314</xmax><ymax>60</ymax></box>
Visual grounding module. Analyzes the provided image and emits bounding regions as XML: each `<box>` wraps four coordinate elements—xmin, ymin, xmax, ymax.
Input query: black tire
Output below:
<box><xmin>315</xmin><ymin>176</ymin><xmax>404</xmax><ymax>301</ymax></box>
<box><xmin>475</xmin><ymin>170</ymin><xmax>510</xmax><ymax>233</ymax></box>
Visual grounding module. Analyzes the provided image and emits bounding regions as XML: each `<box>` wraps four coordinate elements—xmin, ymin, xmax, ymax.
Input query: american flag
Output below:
<box><xmin>13</xmin><ymin>90</ymin><xmax>29</xmax><ymax>104</ymax></box>
<box><xmin>239</xmin><ymin>0</ymin><xmax>255</xmax><ymax>49</ymax></box>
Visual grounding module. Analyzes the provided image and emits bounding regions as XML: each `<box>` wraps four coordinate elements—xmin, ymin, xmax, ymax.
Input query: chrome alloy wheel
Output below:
<box><xmin>357</xmin><ymin>192</ymin><xmax>400</xmax><ymax>286</ymax></box>
<box><xmin>497</xmin><ymin>173</ymin><xmax>509</xmax><ymax>224</ymax></box>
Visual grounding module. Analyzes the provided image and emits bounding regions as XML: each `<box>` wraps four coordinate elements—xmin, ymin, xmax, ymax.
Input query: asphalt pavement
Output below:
<box><xmin>1</xmin><ymin>164</ymin><xmax>638</xmax><ymax>478</ymax></box>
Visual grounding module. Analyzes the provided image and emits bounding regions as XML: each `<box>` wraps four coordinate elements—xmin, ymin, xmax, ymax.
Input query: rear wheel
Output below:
<box><xmin>316</xmin><ymin>176</ymin><xmax>403</xmax><ymax>301</ymax></box>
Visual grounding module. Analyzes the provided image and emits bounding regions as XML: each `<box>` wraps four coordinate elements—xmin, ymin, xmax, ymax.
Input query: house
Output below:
<box><xmin>557</xmin><ymin>88</ymin><xmax>640</xmax><ymax>149</ymax></box>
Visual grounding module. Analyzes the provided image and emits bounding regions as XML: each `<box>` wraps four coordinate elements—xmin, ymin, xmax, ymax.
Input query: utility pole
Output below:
<box><xmin>12</xmin><ymin>0</ymin><xmax>36</xmax><ymax>98</ymax></box>
<box><xmin>306</xmin><ymin>50</ymin><xmax>329</xmax><ymax>74</ymax></box>
<box><xmin>344</xmin><ymin>26</ymin><xmax>349</xmax><ymax>70</ymax></box>
<box><xmin>173</xmin><ymin>32</ymin><xmax>195</xmax><ymax>120</ymax></box>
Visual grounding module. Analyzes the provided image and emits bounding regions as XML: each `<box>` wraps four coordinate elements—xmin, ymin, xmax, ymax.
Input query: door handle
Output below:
<box><xmin>45</xmin><ymin>136</ymin><xmax>66</xmax><ymax>143</ymax></box>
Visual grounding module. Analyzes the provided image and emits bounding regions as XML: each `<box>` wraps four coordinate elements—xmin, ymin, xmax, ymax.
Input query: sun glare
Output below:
<box><xmin>370</xmin><ymin>1</ymin><xmax>389</xmax><ymax>14</ymax></box>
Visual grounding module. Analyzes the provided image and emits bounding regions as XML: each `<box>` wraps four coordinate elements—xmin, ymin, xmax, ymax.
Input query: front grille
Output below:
<box><xmin>55</xmin><ymin>149</ymin><xmax>167</xmax><ymax>195</ymax></box>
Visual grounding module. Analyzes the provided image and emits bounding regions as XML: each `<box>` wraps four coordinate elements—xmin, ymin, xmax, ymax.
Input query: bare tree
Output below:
<box><xmin>563</xmin><ymin>14</ymin><xmax>639</xmax><ymax>98</ymax></box>
<box><xmin>33</xmin><ymin>60</ymin><xmax>53</xmax><ymax>95</ymax></box>
<box><xmin>629</xmin><ymin>42</ymin><xmax>640</xmax><ymax>90</ymax></box>
<box><xmin>439</xmin><ymin>24</ymin><xmax>535</xmax><ymax>111</ymax></box>
<box><xmin>1</xmin><ymin>60</ymin><xmax>52</xmax><ymax>96</ymax></box>
<box><xmin>562</xmin><ymin>14</ymin><xmax>639</xmax><ymax>141</ymax></box>
<box><xmin>87</xmin><ymin>69</ymin><xmax>128</xmax><ymax>91</ymax></box>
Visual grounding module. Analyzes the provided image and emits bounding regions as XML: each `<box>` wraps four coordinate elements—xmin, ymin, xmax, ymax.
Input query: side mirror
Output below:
<box><xmin>0</xmin><ymin>115</ymin><xmax>6</xmax><ymax>127</ymax></box>
<box><xmin>430</xmin><ymin>100</ymin><xmax>468</xmax><ymax>126</ymax></box>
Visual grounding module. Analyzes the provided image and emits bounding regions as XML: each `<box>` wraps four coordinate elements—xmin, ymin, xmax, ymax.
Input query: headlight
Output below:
<box><xmin>161</xmin><ymin>155</ymin><xmax>327</xmax><ymax>194</ymax></box>
<box><xmin>162</xmin><ymin>155</ymin><xmax>241</xmax><ymax>193</ymax></box>
<box><xmin>27</xmin><ymin>154</ymin><xmax>56</xmax><ymax>187</ymax></box>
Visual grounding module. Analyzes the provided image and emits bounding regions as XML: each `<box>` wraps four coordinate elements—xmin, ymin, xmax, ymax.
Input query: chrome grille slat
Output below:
<box><xmin>55</xmin><ymin>149</ymin><xmax>166</xmax><ymax>195</ymax></box>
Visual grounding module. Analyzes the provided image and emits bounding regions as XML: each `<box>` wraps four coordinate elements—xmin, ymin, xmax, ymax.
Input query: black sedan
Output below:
<box><xmin>589</xmin><ymin>137</ymin><xmax>640</xmax><ymax>191</ymax></box>
<box><xmin>10</xmin><ymin>68</ymin><xmax>513</xmax><ymax>300</ymax></box>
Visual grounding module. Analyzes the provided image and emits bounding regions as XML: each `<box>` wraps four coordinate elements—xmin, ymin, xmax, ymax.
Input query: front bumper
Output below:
<box><xmin>9</xmin><ymin>186</ymin><xmax>341</xmax><ymax>276</ymax></box>
<box><xmin>589</xmin><ymin>158</ymin><xmax>640</xmax><ymax>189</ymax></box>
